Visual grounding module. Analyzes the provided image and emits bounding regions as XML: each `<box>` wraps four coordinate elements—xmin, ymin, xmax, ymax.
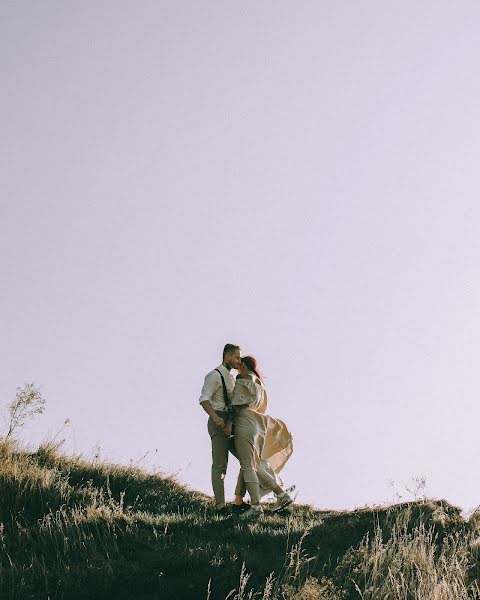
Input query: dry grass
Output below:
<box><xmin>0</xmin><ymin>439</ymin><xmax>478</xmax><ymax>599</ymax></box>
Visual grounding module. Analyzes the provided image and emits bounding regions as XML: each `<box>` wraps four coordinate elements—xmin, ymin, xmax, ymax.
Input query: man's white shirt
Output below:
<box><xmin>199</xmin><ymin>364</ymin><xmax>236</xmax><ymax>411</ymax></box>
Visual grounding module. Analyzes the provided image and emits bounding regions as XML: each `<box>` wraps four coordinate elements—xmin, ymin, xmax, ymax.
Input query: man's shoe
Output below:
<box><xmin>215</xmin><ymin>505</ymin><xmax>230</xmax><ymax>516</ymax></box>
<box><xmin>232</xmin><ymin>502</ymin><xmax>250</xmax><ymax>514</ymax></box>
<box><xmin>239</xmin><ymin>504</ymin><xmax>263</xmax><ymax>522</ymax></box>
<box><xmin>271</xmin><ymin>491</ymin><xmax>293</xmax><ymax>513</ymax></box>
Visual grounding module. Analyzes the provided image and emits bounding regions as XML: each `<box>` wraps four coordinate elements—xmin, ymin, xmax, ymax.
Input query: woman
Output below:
<box><xmin>231</xmin><ymin>355</ymin><xmax>293</xmax><ymax>522</ymax></box>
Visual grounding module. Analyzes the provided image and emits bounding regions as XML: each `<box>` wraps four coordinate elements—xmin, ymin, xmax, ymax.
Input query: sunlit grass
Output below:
<box><xmin>0</xmin><ymin>438</ymin><xmax>478</xmax><ymax>599</ymax></box>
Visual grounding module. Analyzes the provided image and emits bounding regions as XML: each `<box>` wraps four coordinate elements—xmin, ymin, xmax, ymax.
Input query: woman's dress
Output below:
<box><xmin>232</xmin><ymin>377</ymin><xmax>293</xmax><ymax>498</ymax></box>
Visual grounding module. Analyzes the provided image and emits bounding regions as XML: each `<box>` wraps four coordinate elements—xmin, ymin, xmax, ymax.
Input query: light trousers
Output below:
<box><xmin>207</xmin><ymin>411</ymin><xmax>235</xmax><ymax>507</ymax></box>
<box><xmin>234</xmin><ymin>408</ymin><xmax>278</xmax><ymax>504</ymax></box>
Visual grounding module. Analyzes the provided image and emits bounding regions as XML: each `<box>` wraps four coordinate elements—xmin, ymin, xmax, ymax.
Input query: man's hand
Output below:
<box><xmin>222</xmin><ymin>422</ymin><xmax>232</xmax><ymax>437</ymax></box>
<box><xmin>214</xmin><ymin>416</ymin><xmax>225</xmax><ymax>428</ymax></box>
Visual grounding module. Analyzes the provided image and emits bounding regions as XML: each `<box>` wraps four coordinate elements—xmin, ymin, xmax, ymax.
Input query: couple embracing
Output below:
<box><xmin>199</xmin><ymin>344</ymin><xmax>294</xmax><ymax>522</ymax></box>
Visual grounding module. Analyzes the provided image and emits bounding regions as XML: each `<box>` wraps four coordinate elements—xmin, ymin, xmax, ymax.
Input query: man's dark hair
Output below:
<box><xmin>223</xmin><ymin>344</ymin><xmax>240</xmax><ymax>360</ymax></box>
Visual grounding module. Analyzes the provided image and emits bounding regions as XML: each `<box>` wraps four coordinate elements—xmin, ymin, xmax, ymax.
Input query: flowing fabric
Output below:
<box><xmin>232</xmin><ymin>377</ymin><xmax>293</xmax><ymax>497</ymax></box>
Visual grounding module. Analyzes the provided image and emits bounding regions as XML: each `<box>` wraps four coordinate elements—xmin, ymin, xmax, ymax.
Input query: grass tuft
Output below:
<box><xmin>0</xmin><ymin>440</ymin><xmax>478</xmax><ymax>599</ymax></box>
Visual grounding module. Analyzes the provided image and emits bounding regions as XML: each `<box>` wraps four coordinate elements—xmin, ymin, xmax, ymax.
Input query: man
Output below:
<box><xmin>199</xmin><ymin>343</ymin><xmax>241</xmax><ymax>511</ymax></box>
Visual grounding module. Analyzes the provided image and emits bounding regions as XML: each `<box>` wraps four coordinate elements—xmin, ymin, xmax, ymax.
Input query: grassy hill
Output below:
<box><xmin>0</xmin><ymin>439</ymin><xmax>479</xmax><ymax>599</ymax></box>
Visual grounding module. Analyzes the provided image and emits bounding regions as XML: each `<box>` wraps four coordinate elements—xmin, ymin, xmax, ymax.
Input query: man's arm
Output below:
<box><xmin>200</xmin><ymin>399</ymin><xmax>225</xmax><ymax>428</ymax></box>
<box><xmin>199</xmin><ymin>372</ymin><xmax>225</xmax><ymax>428</ymax></box>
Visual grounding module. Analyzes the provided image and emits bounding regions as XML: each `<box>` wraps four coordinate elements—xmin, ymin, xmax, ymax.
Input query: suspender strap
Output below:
<box><xmin>214</xmin><ymin>369</ymin><xmax>231</xmax><ymax>410</ymax></box>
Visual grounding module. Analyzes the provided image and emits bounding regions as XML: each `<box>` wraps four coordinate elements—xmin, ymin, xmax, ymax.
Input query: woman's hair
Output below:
<box><xmin>241</xmin><ymin>355</ymin><xmax>263</xmax><ymax>383</ymax></box>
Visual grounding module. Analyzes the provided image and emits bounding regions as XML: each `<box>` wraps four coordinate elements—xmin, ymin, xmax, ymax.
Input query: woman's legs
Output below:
<box><xmin>234</xmin><ymin>434</ymin><xmax>261</xmax><ymax>505</ymax></box>
<box><xmin>256</xmin><ymin>462</ymin><xmax>282</xmax><ymax>495</ymax></box>
<box><xmin>234</xmin><ymin>442</ymin><xmax>284</xmax><ymax>504</ymax></box>
<box><xmin>235</xmin><ymin>468</ymin><xmax>281</xmax><ymax>502</ymax></box>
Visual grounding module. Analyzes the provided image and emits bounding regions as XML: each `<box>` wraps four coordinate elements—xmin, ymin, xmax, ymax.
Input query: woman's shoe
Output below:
<box><xmin>239</xmin><ymin>504</ymin><xmax>263</xmax><ymax>522</ymax></box>
<box><xmin>271</xmin><ymin>491</ymin><xmax>293</xmax><ymax>512</ymax></box>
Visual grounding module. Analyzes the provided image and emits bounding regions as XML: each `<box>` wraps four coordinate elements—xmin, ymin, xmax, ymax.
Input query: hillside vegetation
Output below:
<box><xmin>0</xmin><ymin>439</ymin><xmax>479</xmax><ymax>599</ymax></box>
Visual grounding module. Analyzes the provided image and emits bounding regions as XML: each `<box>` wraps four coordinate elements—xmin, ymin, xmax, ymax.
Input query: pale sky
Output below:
<box><xmin>1</xmin><ymin>2</ymin><xmax>479</xmax><ymax>513</ymax></box>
